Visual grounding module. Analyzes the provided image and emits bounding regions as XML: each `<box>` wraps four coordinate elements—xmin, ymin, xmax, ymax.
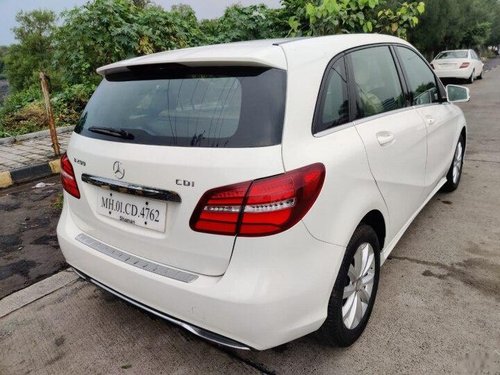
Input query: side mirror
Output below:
<box><xmin>446</xmin><ymin>85</ymin><xmax>470</xmax><ymax>103</ymax></box>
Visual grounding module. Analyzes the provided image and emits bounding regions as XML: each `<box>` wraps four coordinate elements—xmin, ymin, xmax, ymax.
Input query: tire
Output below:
<box><xmin>441</xmin><ymin>134</ymin><xmax>465</xmax><ymax>193</ymax></box>
<box><xmin>468</xmin><ymin>70</ymin><xmax>475</xmax><ymax>84</ymax></box>
<box><xmin>478</xmin><ymin>70</ymin><xmax>483</xmax><ymax>80</ymax></box>
<box><xmin>317</xmin><ymin>224</ymin><xmax>380</xmax><ymax>347</ymax></box>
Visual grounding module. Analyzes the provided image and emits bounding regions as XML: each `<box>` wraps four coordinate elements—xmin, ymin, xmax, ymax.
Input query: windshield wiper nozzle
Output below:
<box><xmin>88</xmin><ymin>126</ymin><xmax>135</xmax><ymax>140</ymax></box>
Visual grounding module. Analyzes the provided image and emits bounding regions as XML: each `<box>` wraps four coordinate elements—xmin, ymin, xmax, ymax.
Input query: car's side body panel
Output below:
<box><xmin>354</xmin><ymin>108</ymin><xmax>427</xmax><ymax>243</ymax></box>
<box><xmin>415</xmin><ymin>102</ymin><xmax>465</xmax><ymax>194</ymax></box>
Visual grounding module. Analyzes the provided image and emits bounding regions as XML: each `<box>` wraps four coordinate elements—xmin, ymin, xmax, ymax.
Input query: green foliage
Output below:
<box><xmin>52</xmin><ymin>192</ymin><xmax>64</xmax><ymax>211</ymax></box>
<box><xmin>4</xmin><ymin>10</ymin><xmax>57</xmax><ymax>92</ymax></box>
<box><xmin>0</xmin><ymin>83</ymin><xmax>95</xmax><ymax>137</ymax></box>
<box><xmin>203</xmin><ymin>4</ymin><xmax>288</xmax><ymax>44</ymax></box>
<box><xmin>52</xmin><ymin>83</ymin><xmax>96</xmax><ymax>127</ymax></box>
<box><xmin>488</xmin><ymin>2</ymin><xmax>500</xmax><ymax>46</ymax></box>
<box><xmin>54</xmin><ymin>0</ymin><xmax>203</xmax><ymax>85</ymax></box>
<box><xmin>0</xmin><ymin>46</ymin><xmax>8</xmax><ymax>78</ymax></box>
<box><xmin>0</xmin><ymin>86</ymin><xmax>44</xmax><ymax>137</ymax></box>
<box><xmin>410</xmin><ymin>0</ymin><xmax>498</xmax><ymax>58</ymax></box>
<box><xmin>289</xmin><ymin>0</ymin><xmax>424</xmax><ymax>38</ymax></box>
<box><xmin>377</xmin><ymin>2</ymin><xmax>425</xmax><ymax>39</ymax></box>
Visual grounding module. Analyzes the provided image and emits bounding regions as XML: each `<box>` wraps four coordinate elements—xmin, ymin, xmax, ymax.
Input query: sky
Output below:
<box><xmin>0</xmin><ymin>0</ymin><xmax>281</xmax><ymax>45</ymax></box>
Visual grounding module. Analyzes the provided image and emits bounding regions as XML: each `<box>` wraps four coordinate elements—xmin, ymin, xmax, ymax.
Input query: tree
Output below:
<box><xmin>0</xmin><ymin>46</ymin><xmax>8</xmax><ymax>78</ymax></box>
<box><xmin>487</xmin><ymin>2</ymin><xmax>500</xmax><ymax>46</ymax></box>
<box><xmin>54</xmin><ymin>0</ymin><xmax>202</xmax><ymax>85</ymax></box>
<box><xmin>3</xmin><ymin>10</ymin><xmax>57</xmax><ymax>91</ymax></box>
<box><xmin>410</xmin><ymin>0</ymin><xmax>497</xmax><ymax>58</ymax></box>
<box><xmin>288</xmin><ymin>0</ymin><xmax>425</xmax><ymax>38</ymax></box>
<box><xmin>202</xmin><ymin>4</ymin><xmax>288</xmax><ymax>44</ymax></box>
<box><xmin>459</xmin><ymin>0</ymin><xmax>496</xmax><ymax>49</ymax></box>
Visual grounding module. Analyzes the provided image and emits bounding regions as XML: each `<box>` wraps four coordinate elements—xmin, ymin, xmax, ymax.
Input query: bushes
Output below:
<box><xmin>0</xmin><ymin>83</ymin><xmax>95</xmax><ymax>137</ymax></box>
<box><xmin>0</xmin><ymin>101</ymin><xmax>47</xmax><ymax>137</ymax></box>
<box><xmin>52</xmin><ymin>83</ymin><xmax>96</xmax><ymax>127</ymax></box>
<box><xmin>0</xmin><ymin>87</ymin><xmax>40</xmax><ymax>136</ymax></box>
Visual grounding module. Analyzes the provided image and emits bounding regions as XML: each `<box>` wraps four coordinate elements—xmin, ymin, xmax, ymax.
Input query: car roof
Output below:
<box><xmin>438</xmin><ymin>49</ymin><xmax>469</xmax><ymax>53</ymax></box>
<box><xmin>97</xmin><ymin>34</ymin><xmax>410</xmax><ymax>76</ymax></box>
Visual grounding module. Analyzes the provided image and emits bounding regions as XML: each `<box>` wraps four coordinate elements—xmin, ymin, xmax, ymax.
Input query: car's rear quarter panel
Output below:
<box><xmin>280</xmin><ymin>40</ymin><xmax>389</xmax><ymax>249</ymax></box>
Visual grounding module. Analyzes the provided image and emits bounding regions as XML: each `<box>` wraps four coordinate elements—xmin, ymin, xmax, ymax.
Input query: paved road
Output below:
<box><xmin>484</xmin><ymin>55</ymin><xmax>500</xmax><ymax>71</ymax></box>
<box><xmin>0</xmin><ymin>64</ymin><xmax>499</xmax><ymax>374</ymax></box>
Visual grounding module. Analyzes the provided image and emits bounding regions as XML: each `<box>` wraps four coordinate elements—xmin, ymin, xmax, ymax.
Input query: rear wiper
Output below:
<box><xmin>88</xmin><ymin>126</ymin><xmax>135</xmax><ymax>140</ymax></box>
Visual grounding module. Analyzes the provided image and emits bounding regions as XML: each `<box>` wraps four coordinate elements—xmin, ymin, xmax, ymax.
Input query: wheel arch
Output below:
<box><xmin>460</xmin><ymin>126</ymin><xmax>467</xmax><ymax>149</ymax></box>
<box><xmin>359</xmin><ymin>210</ymin><xmax>386</xmax><ymax>250</ymax></box>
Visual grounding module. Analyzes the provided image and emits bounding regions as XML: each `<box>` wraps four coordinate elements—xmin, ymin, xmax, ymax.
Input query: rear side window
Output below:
<box><xmin>435</xmin><ymin>51</ymin><xmax>468</xmax><ymax>59</ymax></box>
<box><xmin>314</xmin><ymin>58</ymin><xmax>349</xmax><ymax>133</ymax></box>
<box><xmin>75</xmin><ymin>66</ymin><xmax>286</xmax><ymax>148</ymax></box>
<box><xmin>397</xmin><ymin>47</ymin><xmax>439</xmax><ymax>105</ymax></box>
<box><xmin>349</xmin><ymin>46</ymin><xmax>405</xmax><ymax>119</ymax></box>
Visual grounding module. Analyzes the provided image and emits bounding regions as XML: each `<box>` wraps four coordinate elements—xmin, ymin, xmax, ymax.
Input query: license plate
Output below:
<box><xmin>96</xmin><ymin>189</ymin><xmax>167</xmax><ymax>232</ymax></box>
<box><xmin>439</xmin><ymin>63</ymin><xmax>454</xmax><ymax>69</ymax></box>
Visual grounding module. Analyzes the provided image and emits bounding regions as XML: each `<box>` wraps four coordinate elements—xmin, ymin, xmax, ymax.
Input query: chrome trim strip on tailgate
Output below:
<box><xmin>75</xmin><ymin>233</ymin><xmax>198</xmax><ymax>283</ymax></box>
<box><xmin>81</xmin><ymin>174</ymin><xmax>181</xmax><ymax>203</ymax></box>
<box><xmin>71</xmin><ymin>267</ymin><xmax>251</xmax><ymax>350</ymax></box>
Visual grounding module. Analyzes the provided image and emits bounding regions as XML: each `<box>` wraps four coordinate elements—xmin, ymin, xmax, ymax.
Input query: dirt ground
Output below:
<box><xmin>0</xmin><ymin>175</ymin><xmax>66</xmax><ymax>299</ymax></box>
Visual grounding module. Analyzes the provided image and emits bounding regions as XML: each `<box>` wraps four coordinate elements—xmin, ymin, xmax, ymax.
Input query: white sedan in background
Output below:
<box><xmin>431</xmin><ymin>49</ymin><xmax>484</xmax><ymax>83</ymax></box>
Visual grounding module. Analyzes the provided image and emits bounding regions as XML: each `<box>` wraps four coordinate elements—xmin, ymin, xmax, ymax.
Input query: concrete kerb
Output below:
<box><xmin>0</xmin><ymin>126</ymin><xmax>72</xmax><ymax>188</ymax></box>
<box><xmin>0</xmin><ymin>269</ymin><xmax>79</xmax><ymax>318</ymax></box>
<box><xmin>0</xmin><ymin>125</ymin><xmax>74</xmax><ymax>145</ymax></box>
<box><xmin>0</xmin><ymin>158</ymin><xmax>61</xmax><ymax>188</ymax></box>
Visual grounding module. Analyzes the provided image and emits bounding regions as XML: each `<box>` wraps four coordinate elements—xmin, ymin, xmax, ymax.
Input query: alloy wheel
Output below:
<box><xmin>452</xmin><ymin>141</ymin><xmax>463</xmax><ymax>184</ymax></box>
<box><xmin>342</xmin><ymin>242</ymin><xmax>375</xmax><ymax>330</ymax></box>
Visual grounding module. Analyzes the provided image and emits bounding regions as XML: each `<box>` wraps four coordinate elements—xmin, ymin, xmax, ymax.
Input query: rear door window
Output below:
<box><xmin>76</xmin><ymin>66</ymin><xmax>286</xmax><ymax>148</ymax></box>
<box><xmin>348</xmin><ymin>46</ymin><xmax>406</xmax><ymax>119</ymax></box>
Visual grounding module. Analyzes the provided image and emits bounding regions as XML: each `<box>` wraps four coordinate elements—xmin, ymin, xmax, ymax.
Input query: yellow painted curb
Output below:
<box><xmin>49</xmin><ymin>159</ymin><xmax>61</xmax><ymax>174</ymax></box>
<box><xmin>0</xmin><ymin>171</ymin><xmax>13</xmax><ymax>188</ymax></box>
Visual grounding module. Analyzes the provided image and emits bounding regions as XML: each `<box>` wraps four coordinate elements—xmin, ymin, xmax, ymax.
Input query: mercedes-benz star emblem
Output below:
<box><xmin>113</xmin><ymin>161</ymin><xmax>125</xmax><ymax>180</ymax></box>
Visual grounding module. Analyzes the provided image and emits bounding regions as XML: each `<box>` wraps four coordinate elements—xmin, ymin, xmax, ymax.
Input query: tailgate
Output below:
<box><xmin>66</xmin><ymin>134</ymin><xmax>284</xmax><ymax>276</ymax></box>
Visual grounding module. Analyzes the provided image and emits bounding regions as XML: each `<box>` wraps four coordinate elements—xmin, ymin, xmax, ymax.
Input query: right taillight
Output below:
<box><xmin>460</xmin><ymin>62</ymin><xmax>470</xmax><ymax>69</ymax></box>
<box><xmin>190</xmin><ymin>163</ymin><xmax>325</xmax><ymax>237</ymax></box>
<box><xmin>60</xmin><ymin>153</ymin><xmax>80</xmax><ymax>199</ymax></box>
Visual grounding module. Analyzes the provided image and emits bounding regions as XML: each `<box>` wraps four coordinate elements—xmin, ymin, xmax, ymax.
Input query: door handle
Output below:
<box><xmin>376</xmin><ymin>131</ymin><xmax>395</xmax><ymax>146</ymax></box>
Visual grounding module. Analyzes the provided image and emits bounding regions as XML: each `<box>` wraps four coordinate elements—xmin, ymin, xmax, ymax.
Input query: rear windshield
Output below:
<box><xmin>75</xmin><ymin>65</ymin><xmax>286</xmax><ymax>147</ymax></box>
<box><xmin>435</xmin><ymin>51</ymin><xmax>468</xmax><ymax>59</ymax></box>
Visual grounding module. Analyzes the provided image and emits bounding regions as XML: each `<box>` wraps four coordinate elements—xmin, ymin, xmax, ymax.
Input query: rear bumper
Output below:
<box><xmin>71</xmin><ymin>267</ymin><xmax>251</xmax><ymax>350</ymax></box>
<box><xmin>57</xmin><ymin>201</ymin><xmax>345</xmax><ymax>350</ymax></box>
<box><xmin>435</xmin><ymin>67</ymin><xmax>473</xmax><ymax>79</ymax></box>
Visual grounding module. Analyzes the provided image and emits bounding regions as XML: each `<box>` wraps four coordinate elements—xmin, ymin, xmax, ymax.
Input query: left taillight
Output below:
<box><xmin>60</xmin><ymin>153</ymin><xmax>80</xmax><ymax>199</ymax></box>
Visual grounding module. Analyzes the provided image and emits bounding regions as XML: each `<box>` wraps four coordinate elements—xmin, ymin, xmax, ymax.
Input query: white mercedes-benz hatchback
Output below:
<box><xmin>57</xmin><ymin>34</ymin><xmax>469</xmax><ymax>350</ymax></box>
